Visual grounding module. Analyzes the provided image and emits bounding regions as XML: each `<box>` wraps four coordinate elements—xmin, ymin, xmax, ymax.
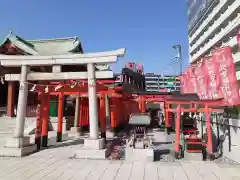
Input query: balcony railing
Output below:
<box><xmin>190</xmin><ymin>0</ymin><xmax>240</xmax><ymax>53</ymax></box>
<box><xmin>191</xmin><ymin>14</ymin><xmax>240</xmax><ymax>62</ymax></box>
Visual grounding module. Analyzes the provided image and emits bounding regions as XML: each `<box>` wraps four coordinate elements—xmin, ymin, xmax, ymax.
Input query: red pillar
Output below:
<box><xmin>7</xmin><ymin>82</ymin><xmax>16</xmax><ymax>117</ymax></box>
<box><xmin>165</xmin><ymin>103</ymin><xmax>170</xmax><ymax>132</ymax></box>
<box><xmin>79</xmin><ymin>101</ymin><xmax>84</xmax><ymax>127</ymax></box>
<box><xmin>138</xmin><ymin>96</ymin><xmax>142</xmax><ymax>112</ymax></box>
<box><xmin>110</xmin><ymin>98</ymin><xmax>117</xmax><ymax>134</ymax></box>
<box><xmin>111</xmin><ymin>111</ymin><xmax>116</xmax><ymax>130</ymax></box>
<box><xmin>35</xmin><ymin>93</ymin><xmax>43</xmax><ymax>150</ymax></box>
<box><xmin>175</xmin><ymin>104</ymin><xmax>181</xmax><ymax>158</ymax></box>
<box><xmin>206</xmin><ymin>106</ymin><xmax>213</xmax><ymax>158</ymax></box>
<box><xmin>99</xmin><ymin>95</ymin><xmax>106</xmax><ymax>139</ymax></box>
<box><xmin>41</xmin><ymin>93</ymin><xmax>50</xmax><ymax>147</ymax></box>
<box><xmin>57</xmin><ymin>92</ymin><xmax>64</xmax><ymax>142</ymax></box>
<box><xmin>141</xmin><ymin>96</ymin><xmax>146</xmax><ymax>113</ymax></box>
<box><xmin>79</xmin><ymin>99</ymin><xmax>89</xmax><ymax>129</ymax></box>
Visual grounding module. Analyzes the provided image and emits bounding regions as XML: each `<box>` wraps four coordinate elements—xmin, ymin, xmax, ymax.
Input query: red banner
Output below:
<box><xmin>188</xmin><ymin>65</ymin><xmax>198</xmax><ymax>94</ymax></box>
<box><xmin>180</xmin><ymin>72</ymin><xmax>187</xmax><ymax>94</ymax></box>
<box><xmin>181</xmin><ymin>46</ymin><xmax>240</xmax><ymax>105</ymax></box>
<box><xmin>194</xmin><ymin>60</ymin><xmax>208</xmax><ymax>99</ymax></box>
<box><xmin>180</xmin><ymin>67</ymin><xmax>193</xmax><ymax>94</ymax></box>
<box><xmin>202</xmin><ymin>56</ymin><xmax>220</xmax><ymax>100</ymax></box>
<box><xmin>212</xmin><ymin>46</ymin><xmax>240</xmax><ymax>105</ymax></box>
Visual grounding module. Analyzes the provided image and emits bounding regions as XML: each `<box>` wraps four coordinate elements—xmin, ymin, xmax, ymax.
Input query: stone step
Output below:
<box><xmin>0</xmin><ymin>134</ymin><xmax>13</xmax><ymax>139</ymax></box>
<box><xmin>0</xmin><ymin>144</ymin><xmax>37</xmax><ymax>157</ymax></box>
<box><xmin>125</xmin><ymin>148</ymin><xmax>154</xmax><ymax>162</ymax></box>
<box><xmin>0</xmin><ymin>121</ymin><xmax>16</xmax><ymax>124</ymax></box>
<box><xmin>0</xmin><ymin>131</ymin><xmax>13</xmax><ymax>134</ymax></box>
<box><xmin>0</xmin><ymin>124</ymin><xmax>16</xmax><ymax>127</ymax></box>
<box><xmin>184</xmin><ymin>152</ymin><xmax>203</xmax><ymax>161</ymax></box>
<box><xmin>0</xmin><ymin>126</ymin><xmax>15</xmax><ymax>129</ymax></box>
<box><xmin>0</xmin><ymin>126</ymin><xmax>16</xmax><ymax>129</ymax></box>
<box><xmin>0</xmin><ymin>132</ymin><xmax>70</xmax><ymax>148</ymax></box>
<box><xmin>0</xmin><ymin>120</ymin><xmax>16</xmax><ymax>123</ymax></box>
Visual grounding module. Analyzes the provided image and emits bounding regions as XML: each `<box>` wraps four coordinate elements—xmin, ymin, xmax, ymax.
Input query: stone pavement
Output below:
<box><xmin>0</xmin><ymin>155</ymin><xmax>239</xmax><ymax>180</ymax></box>
<box><xmin>0</xmin><ymin>130</ymin><xmax>239</xmax><ymax>179</ymax></box>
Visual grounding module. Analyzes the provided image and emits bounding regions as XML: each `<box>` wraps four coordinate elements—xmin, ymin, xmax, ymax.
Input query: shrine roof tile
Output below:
<box><xmin>0</xmin><ymin>31</ymin><xmax>110</xmax><ymax>70</ymax></box>
<box><xmin>0</xmin><ymin>31</ymin><xmax>83</xmax><ymax>55</ymax></box>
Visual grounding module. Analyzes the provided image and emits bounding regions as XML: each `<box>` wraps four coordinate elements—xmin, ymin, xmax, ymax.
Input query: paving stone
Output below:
<box><xmin>190</xmin><ymin>161</ymin><xmax>220</xmax><ymax>180</ymax></box>
<box><xmin>0</xmin><ymin>130</ymin><xmax>238</xmax><ymax>180</ymax></box>
<box><xmin>144</xmin><ymin>162</ymin><xmax>158</xmax><ymax>180</ymax></box>
<box><xmin>84</xmin><ymin>160</ymin><xmax>110</xmax><ymax>180</ymax></box>
<box><xmin>180</xmin><ymin>161</ymin><xmax>204</xmax><ymax>180</ymax></box>
<box><xmin>0</xmin><ymin>157</ymin><xmax>238</xmax><ymax>180</ymax></box>
<box><xmin>129</xmin><ymin>161</ymin><xmax>145</xmax><ymax>180</ymax></box>
<box><xmin>114</xmin><ymin>161</ymin><xmax>132</xmax><ymax>180</ymax></box>
<box><xmin>157</xmin><ymin>163</ymin><xmax>175</xmax><ymax>179</ymax></box>
<box><xmin>25</xmin><ymin>159</ymin><xmax>66</xmax><ymax>180</ymax></box>
<box><xmin>99</xmin><ymin>161</ymin><xmax>121</xmax><ymax>180</ymax></box>
<box><xmin>70</xmin><ymin>160</ymin><xmax>99</xmax><ymax>180</ymax></box>
<box><xmin>57</xmin><ymin>159</ymin><xmax>89</xmax><ymax>180</ymax></box>
<box><xmin>172</xmin><ymin>165</ymin><xmax>189</xmax><ymax>180</ymax></box>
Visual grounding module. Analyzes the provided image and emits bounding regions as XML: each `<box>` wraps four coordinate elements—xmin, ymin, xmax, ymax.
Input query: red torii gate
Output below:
<box><xmin>33</xmin><ymin>79</ymin><xmax>133</xmax><ymax>149</ymax></box>
<box><xmin>165</xmin><ymin>95</ymin><xmax>225</xmax><ymax>159</ymax></box>
<box><xmin>136</xmin><ymin>92</ymin><xmax>226</xmax><ymax>159</ymax></box>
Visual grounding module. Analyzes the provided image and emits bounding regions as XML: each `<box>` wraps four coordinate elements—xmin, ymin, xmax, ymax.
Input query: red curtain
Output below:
<box><xmin>194</xmin><ymin>60</ymin><xmax>208</xmax><ymax>99</ymax></box>
<box><xmin>202</xmin><ymin>56</ymin><xmax>220</xmax><ymax>100</ymax></box>
<box><xmin>180</xmin><ymin>69</ymin><xmax>190</xmax><ymax>94</ymax></box>
<box><xmin>179</xmin><ymin>73</ymin><xmax>186</xmax><ymax>94</ymax></box>
<box><xmin>212</xmin><ymin>46</ymin><xmax>240</xmax><ymax>105</ymax></box>
<box><xmin>181</xmin><ymin>46</ymin><xmax>239</xmax><ymax>105</ymax></box>
<box><xmin>188</xmin><ymin>65</ymin><xmax>198</xmax><ymax>94</ymax></box>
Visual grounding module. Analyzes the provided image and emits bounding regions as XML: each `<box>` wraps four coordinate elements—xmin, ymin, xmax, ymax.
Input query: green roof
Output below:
<box><xmin>0</xmin><ymin>31</ymin><xmax>111</xmax><ymax>70</ymax></box>
<box><xmin>0</xmin><ymin>31</ymin><xmax>83</xmax><ymax>55</ymax></box>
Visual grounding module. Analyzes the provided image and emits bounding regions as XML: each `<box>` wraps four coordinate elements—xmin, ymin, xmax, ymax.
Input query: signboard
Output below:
<box><xmin>187</xmin><ymin>0</ymin><xmax>218</xmax><ymax>32</ymax></box>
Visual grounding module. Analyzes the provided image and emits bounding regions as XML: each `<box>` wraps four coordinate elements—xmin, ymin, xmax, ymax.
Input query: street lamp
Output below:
<box><xmin>172</xmin><ymin>44</ymin><xmax>183</xmax><ymax>75</ymax></box>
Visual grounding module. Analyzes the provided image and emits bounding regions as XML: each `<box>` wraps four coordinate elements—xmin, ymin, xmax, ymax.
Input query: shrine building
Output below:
<box><xmin>0</xmin><ymin>31</ymin><xmax>145</xmax><ymax>135</ymax></box>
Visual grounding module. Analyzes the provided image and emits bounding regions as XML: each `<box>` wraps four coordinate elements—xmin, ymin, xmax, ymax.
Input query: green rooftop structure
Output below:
<box><xmin>0</xmin><ymin>31</ymin><xmax>83</xmax><ymax>55</ymax></box>
<box><xmin>0</xmin><ymin>31</ymin><xmax>110</xmax><ymax>117</ymax></box>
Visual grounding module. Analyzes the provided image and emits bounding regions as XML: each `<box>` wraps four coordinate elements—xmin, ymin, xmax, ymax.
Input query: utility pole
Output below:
<box><xmin>172</xmin><ymin>45</ymin><xmax>183</xmax><ymax>75</ymax></box>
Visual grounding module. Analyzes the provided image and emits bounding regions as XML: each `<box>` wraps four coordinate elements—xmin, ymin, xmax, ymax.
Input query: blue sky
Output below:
<box><xmin>0</xmin><ymin>0</ymin><xmax>189</xmax><ymax>74</ymax></box>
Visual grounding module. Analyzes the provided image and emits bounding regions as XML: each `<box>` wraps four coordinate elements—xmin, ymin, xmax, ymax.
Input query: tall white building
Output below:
<box><xmin>188</xmin><ymin>0</ymin><xmax>240</xmax><ymax>82</ymax></box>
<box><xmin>187</xmin><ymin>0</ymin><xmax>240</xmax><ymax>163</ymax></box>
